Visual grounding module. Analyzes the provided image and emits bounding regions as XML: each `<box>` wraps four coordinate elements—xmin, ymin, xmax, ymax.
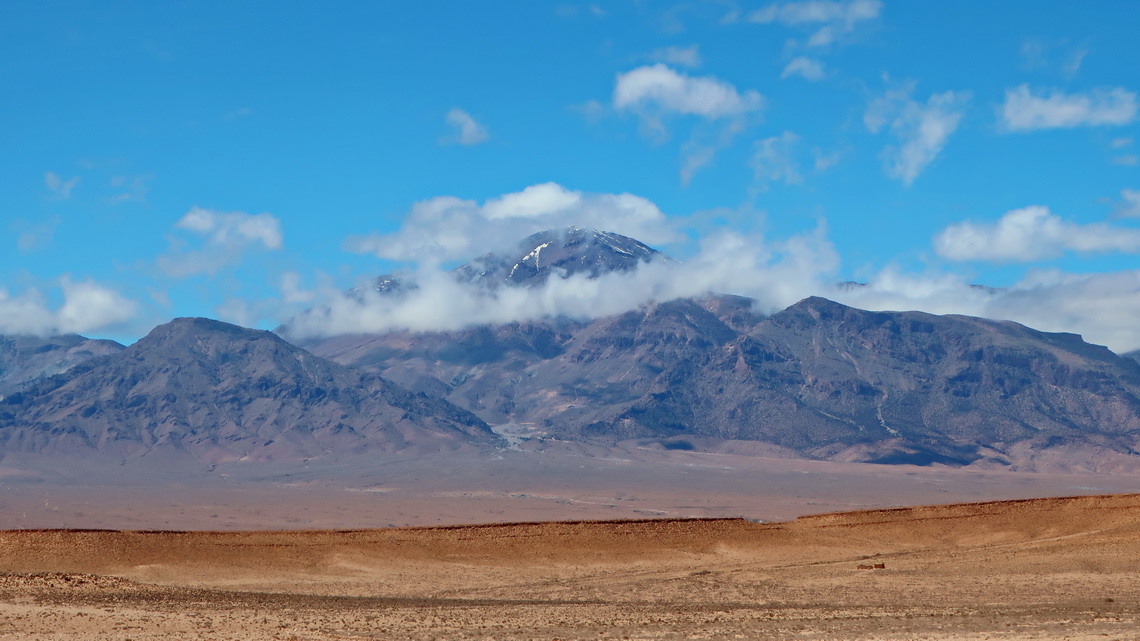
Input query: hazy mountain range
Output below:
<box><xmin>3</xmin><ymin>227</ymin><xmax>1140</xmax><ymax>473</ymax></box>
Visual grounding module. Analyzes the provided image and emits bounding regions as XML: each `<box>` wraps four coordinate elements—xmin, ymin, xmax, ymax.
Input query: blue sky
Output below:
<box><xmin>3</xmin><ymin>1</ymin><xmax>1140</xmax><ymax>350</ymax></box>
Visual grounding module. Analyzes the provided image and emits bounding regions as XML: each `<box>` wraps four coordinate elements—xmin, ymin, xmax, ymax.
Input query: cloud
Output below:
<box><xmin>289</xmin><ymin>225</ymin><xmax>840</xmax><ymax>339</ymax></box>
<box><xmin>44</xmin><ymin>171</ymin><xmax>79</xmax><ymax>200</ymax></box>
<box><xmin>813</xmin><ymin>147</ymin><xmax>842</xmax><ymax>170</ymax></box>
<box><xmin>441</xmin><ymin>108</ymin><xmax>490</xmax><ymax>146</ymax></box>
<box><xmin>0</xmin><ymin>277</ymin><xmax>137</xmax><ymax>336</ymax></box>
<box><xmin>751</xmin><ymin>131</ymin><xmax>803</xmax><ymax>189</ymax></box>
<box><xmin>678</xmin><ymin>118</ymin><xmax>747</xmax><ymax>186</ymax></box>
<box><xmin>1063</xmin><ymin>49</ymin><xmax>1088</xmax><ymax>78</ymax></box>
<box><xmin>294</xmin><ymin>181</ymin><xmax>1140</xmax><ymax>355</ymax></box>
<box><xmin>345</xmin><ymin>182</ymin><xmax>676</xmax><ymax>265</ymax></box>
<box><xmin>1019</xmin><ymin>38</ymin><xmax>1089</xmax><ymax>78</ymax></box>
<box><xmin>1118</xmin><ymin>189</ymin><xmax>1140</xmax><ymax>219</ymax></box>
<box><xmin>1001</xmin><ymin>85</ymin><xmax>1138</xmax><ymax>131</ymax></box>
<box><xmin>13</xmin><ymin>216</ymin><xmax>61</xmax><ymax>253</ymax></box>
<box><xmin>833</xmin><ymin>268</ymin><xmax>1140</xmax><ymax>354</ymax></box>
<box><xmin>1113</xmin><ymin>155</ymin><xmax>1138</xmax><ymax>166</ymax></box>
<box><xmin>175</xmin><ymin>207</ymin><xmax>283</xmax><ymax>248</ymax></box>
<box><xmin>158</xmin><ymin>207</ymin><xmax>284</xmax><ymax>277</ymax></box>
<box><xmin>613</xmin><ymin>64</ymin><xmax>763</xmax><ymax>183</ymax></box>
<box><xmin>781</xmin><ymin>56</ymin><xmax>825</xmax><ymax>81</ymax></box>
<box><xmin>307</xmin><ymin>221</ymin><xmax>1140</xmax><ymax>355</ymax></box>
<box><xmin>865</xmin><ymin>82</ymin><xmax>970</xmax><ymax>186</ymax></box>
<box><xmin>651</xmin><ymin>45</ymin><xmax>702</xmax><ymax>68</ymax></box>
<box><xmin>279</xmin><ymin>271</ymin><xmax>316</xmax><ymax>304</ymax></box>
<box><xmin>109</xmin><ymin>174</ymin><xmax>151</xmax><ymax>204</ymax></box>
<box><xmin>934</xmin><ymin>205</ymin><xmax>1140</xmax><ymax>262</ymax></box>
<box><xmin>614</xmin><ymin>64</ymin><xmax>763</xmax><ymax>126</ymax></box>
<box><xmin>1111</xmin><ymin>137</ymin><xmax>1133</xmax><ymax>149</ymax></box>
<box><xmin>746</xmin><ymin>0</ymin><xmax>882</xmax><ymax>47</ymax></box>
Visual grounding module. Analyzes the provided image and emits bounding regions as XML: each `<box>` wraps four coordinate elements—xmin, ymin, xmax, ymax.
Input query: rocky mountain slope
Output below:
<box><xmin>0</xmin><ymin>318</ymin><xmax>495</xmax><ymax>461</ymax></box>
<box><xmin>299</xmin><ymin>227</ymin><xmax>1140</xmax><ymax>472</ymax></box>
<box><xmin>310</xmin><ymin>295</ymin><xmax>1140</xmax><ymax>471</ymax></box>
<box><xmin>0</xmin><ymin>334</ymin><xmax>124</xmax><ymax>398</ymax></box>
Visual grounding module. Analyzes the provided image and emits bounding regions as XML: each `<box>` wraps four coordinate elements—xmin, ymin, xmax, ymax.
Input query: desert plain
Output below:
<box><xmin>2</xmin><ymin>458</ymin><xmax>1140</xmax><ymax>641</ymax></box>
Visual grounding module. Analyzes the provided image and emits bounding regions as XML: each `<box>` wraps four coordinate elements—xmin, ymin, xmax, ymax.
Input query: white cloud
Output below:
<box><xmin>747</xmin><ymin>0</ymin><xmax>882</xmax><ymax>47</ymax></box>
<box><xmin>13</xmin><ymin>216</ymin><xmax>61</xmax><ymax>253</ymax></box>
<box><xmin>296</xmin><ymin>181</ymin><xmax>1140</xmax><ymax>355</ymax></box>
<box><xmin>279</xmin><ymin>271</ymin><xmax>315</xmax><ymax>304</ymax></box>
<box><xmin>678</xmin><ymin>118</ymin><xmax>747</xmax><ymax>186</ymax></box>
<box><xmin>1001</xmin><ymin>85</ymin><xmax>1138</xmax><ymax>131</ymax></box>
<box><xmin>1113</xmin><ymin>155</ymin><xmax>1138</xmax><ymax>166</ymax></box>
<box><xmin>651</xmin><ymin>45</ymin><xmax>702</xmax><ymax>68</ymax></box>
<box><xmin>1063</xmin><ymin>49</ymin><xmax>1088</xmax><ymax>78</ymax></box>
<box><xmin>781</xmin><ymin>56</ymin><xmax>825</xmax><ymax>81</ymax></box>
<box><xmin>345</xmin><ymin>182</ymin><xmax>676</xmax><ymax>265</ymax></box>
<box><xmin>57</xmin><ymin>277</ymin><xmax>138</xmax><ymax>334</ymax></box>
<box><xmin>175</xmin><ymin>207</ymin><xmax>283</xmax><ymax>249</ymax></box>
<box><xmin>442</xmin><ymin>108</ymin><xmax>489</xmax><ymax>146</ymax></box>
<box><xmin>865</xmin><ymin>82</ymin><xmax>969</xmax><ymax>186</ymax></box>
<box><xmin>109</xmin><ymin>175</ymin><xmax>150</xmax><ymax>204</ymax></box>
<box><xmin>934</xmin><ymin>205</ymin><xmax>1140</xmax><ymax>262</ymax></box>
<box><xmin>1118</xmin><ymin>189</ymin><xmax>1140</xmax><ymax>219</ymax></box>
<box><xmin>833</xmin><ymin>268</ymin><xmax>1140</xmax><ymax>354</ymax></box>
<box><xmin>0</xmin><ymin>278</ymin><xmax>137</xmax><ymax>336</ymax></box>
<box><xmin>44</xmin><ymin>171</ymin><xmax>79</xmax><ymax>200</ymax></box>
<box><xmin>751</xmin><ymin>131</ymin><xmax>803</xmax><ymax>189</ymax></box>
<box><xmin>613</xmin><ymin>64</ymin><xmax>763</xmax><ymax>183</ymax></box>
<box><xmin>1110</xmin><ymin>137</ymin><xmax>1133</xmax><ymax>149</ymax></box>
<box><xmin>573</xmin><ymin>99</ymin><xmax>607</xmax><ymax>122</ymax></box>
<box><xmin>1019</xmin><ymin>38</ymin><xmax>1089</xmax><ymax>78</ymax></box>
<box><xmin>614</xmin><ymin>64</ymin><xmax>763</xmax><ymax>124</ymax></box>
<box><xmin>158</xmin><ymin>207</ymin><xmax>284</xmax><ymax>277</ymax></box>
<box><xmin>813</xmin><ymin>147</ymin><xmax>842</xmax><ymax>170</ymax></box>
<box><xmin>290</xmin><ymin>225</ymin><xmax>839</xmax><ymax>339</ymax></box>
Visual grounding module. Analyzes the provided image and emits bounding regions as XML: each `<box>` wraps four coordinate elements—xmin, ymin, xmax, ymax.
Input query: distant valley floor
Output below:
<box><xmin>2</xmin><ymin>446</ymin><xmax>1140</xmax><ymax>530</ymax></box>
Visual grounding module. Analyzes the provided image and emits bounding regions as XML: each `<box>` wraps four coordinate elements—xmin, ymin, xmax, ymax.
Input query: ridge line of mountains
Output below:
<box><xmin>4</xmin><ymin>227</ymin><xmax>1140</xmax><ymax>473</ymax></box>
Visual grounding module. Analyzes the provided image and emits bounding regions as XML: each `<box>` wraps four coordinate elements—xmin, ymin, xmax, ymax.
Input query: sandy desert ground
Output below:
<box><xmin>1</xmin><ymin>492</ymin><xmax>1139</xmax><ymax>640</ymax></box>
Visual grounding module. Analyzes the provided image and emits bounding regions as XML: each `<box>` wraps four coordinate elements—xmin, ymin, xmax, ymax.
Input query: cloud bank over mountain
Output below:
<box><xmin>280</xmin><ymin>182</ymin><xmax>1140</xmax><ymax>354</ymax></box>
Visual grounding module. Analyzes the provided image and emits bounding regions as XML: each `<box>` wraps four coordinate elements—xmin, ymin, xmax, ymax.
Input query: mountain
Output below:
<box><xmin>0</xmin><ymin>334</ymin><xmax>124</xmax><ymax>398</ymax></box>
<box><xmin>363</xmin><ymin>226</ymin><xmax>667</xmax><ymax>295</ymax></box>
<box><xmin>1126</xmin><ymin>350</ymin><xmax>1140</xmax><ymax>364</ymax></box>
<box><xmin>454</xmin><ymin>226</ymin><xmax>667</xmax><ymax>287</ymax></box>
<box><xmin>9</xmin><ymin>229</ymin><xmax>1139</xmax><ymax>473</ymax></box>
<box><xmin>0</xmin><ymin>318</ymin><xmax>496</xmax><ymax>461</ymax></box>
<box><xmin>303</xmin><ymin>294</ymin><xmax>1140</xmax><ymax>472</ymax></box>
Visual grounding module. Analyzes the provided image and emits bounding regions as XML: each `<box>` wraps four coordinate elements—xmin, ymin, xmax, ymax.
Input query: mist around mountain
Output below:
<box><xmin>358</xmin><ymin>227</ymin><xmax>666</xmax><ymax>297</ymax></box>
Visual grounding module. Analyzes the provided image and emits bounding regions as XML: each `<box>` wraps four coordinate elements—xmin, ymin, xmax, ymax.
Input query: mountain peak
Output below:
<box><xmin>455</xmin><ymin>226</ymin><xmax>667</xmax><ymax>287</ymax></box>
<box><xmin>145</xmin><ymin>317</ymin><xmax>276</xmax><ymax>341</ymax></box>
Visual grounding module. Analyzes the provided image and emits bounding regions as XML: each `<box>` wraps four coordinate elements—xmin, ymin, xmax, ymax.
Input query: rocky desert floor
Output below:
<box><xmin>1</xmin><ymin>493</ymin><xmax>1139</xmax><ymax>640</ymax></box>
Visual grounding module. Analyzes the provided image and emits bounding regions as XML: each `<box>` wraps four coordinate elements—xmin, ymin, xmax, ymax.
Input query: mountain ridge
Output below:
<box><xmin>0</xmin><ymin>317</ymin><xmax>496</xmax><ymax>461</ymax></box>
<box><xmin>5</xmin><ymin>229</ymin><xmax>1140</xmax><ymax>473</ymax></box>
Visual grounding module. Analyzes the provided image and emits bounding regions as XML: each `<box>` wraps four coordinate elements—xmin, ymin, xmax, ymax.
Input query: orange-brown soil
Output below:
<box><xmin>1</xmin><ymin>493</ymin><xmax>1139</xmax><ymax>639</ymax></box>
